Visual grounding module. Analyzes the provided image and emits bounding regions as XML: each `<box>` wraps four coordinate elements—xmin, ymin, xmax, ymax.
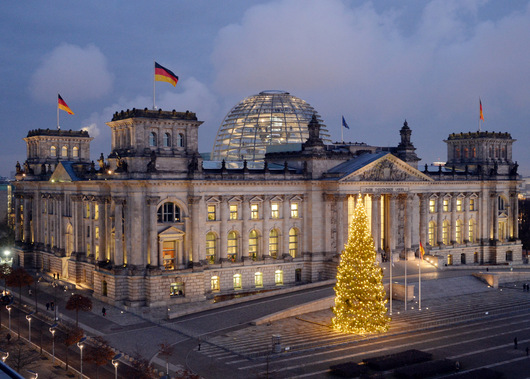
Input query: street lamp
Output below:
<box><xmin>77</xmin><ymin>336</ymin><xmax>86</xmax><ymax>379</ymax></box>
<box><xmin>26</xmin><ymin>312</ymin><xmax>34</xmax><ymax>344</ymax></box>
<box><xmin>49</xmin><ymin>323</ymin><xmax>58</xmax><ymax>365</ymax></box>
<box><xmin>112</xmin><ymin>353</ymin><xmax>122</xmax><ymax>379</ymax></box>
<box><xmin>26</xmin><ymin>369</ymin><xmax>38</xmax><ymax>379</ymax></box>
<box><xmin>0</xmin><ymin>348</ymin><xmax>8</xmax><ymax>362</ymax></box>
<box><xmin>6</xmin><ymin>305</ymin><xmax>11</xmax><ymax>330</ymax></box>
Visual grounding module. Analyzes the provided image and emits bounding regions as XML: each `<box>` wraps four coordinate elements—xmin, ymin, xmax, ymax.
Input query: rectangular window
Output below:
<box><xmin>251</xmin><ymin>204</ymin><xmax>259</xmax><ymax>220</ymax></box>
<box><xmin>443</xmin><ymin>199</ymin><xmax>450</xmax><ymax>212</ymax></box>
<box><xmin>469</xmin><ymin>198</ymin><xmax>475</xmax><ymax>211</ymax></box>
<box><xmin>271</xmin><ymin>202</ymin><xmax>280</xmax><ymax>219</ymax></box>
<box><xmin>163</xmin><ymin>241</ymin><xmax>176</xmax><ymax>270</ymax></box>
<box><xmin>456</xmin><ymin>198</ymin><xmax>462</xmax><ymax>212</ymax></box>
<box><xmin>94</xmin><ymin>204</ymin><xmax>99</xmax><ymax>220</ymax></box>
<box><xmin>95</xmin><ymin>245</ymin><xmax>100</xmax><ymax>259</ymax></box>
<box><xmin>170</xmin><ymin>281</ymin><xmax>185</xmax><ymax>297</ymax></box>
<box><xmin>468</xmin><ymin>222</ymin><xmax>474</xmax><ymax>243</ymax></box>
<box><xmin>95</xmin><ymin>227</ymin><xmax>100</xmax><ymax>239</ymax></box>
<box><xmin>85</xmin><ymin>203</ymin><xmax>90</xmax><ymax>218</ymax></box>
<box><xmin>233</xmin><ymin>274</ymin><xmax>242</xmax><ymax>290</ymax></box>
<box><xmin>229</xmin><ymin>204</ymin><xmax>238</xmax><ymax>220</ymax></box>
<box><xmin>86</xmin><ymin>243</ymin><xmax>91</xmax><ymax>256</ymax></box>
<box><xmin>275</xmin><ymin>270</ymin><xmax>283</xmax><ymax>285</ymax></box>
<box><xmin>429</xmin><ymin>199</ymin><xmax>436</xmax><ymax>213</ymax></box>
<box><xmin>211</xmin><ymin>276</ymin><xmax>220</xmax><ymax>291</ymax></box>
<box><xmin>255</xmin><ymin>272</ymin><xmax>263</xmax><ymax>288</ymax></box>
<box><xmin>291</xmin><ymin>203</ymin><xmax>299</xmax><ymax>218</ymax></box>
<box><xmin>207</xmin><ymin>205</ymin><xmax>217</xmax><ymax>221</ymax></box>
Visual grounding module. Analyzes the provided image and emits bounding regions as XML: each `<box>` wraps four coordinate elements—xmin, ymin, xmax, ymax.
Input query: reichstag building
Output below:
<box><xmin>12</xmin><ymin>90</ymin><xmax>522</xmax><ymax>308</ymax></box>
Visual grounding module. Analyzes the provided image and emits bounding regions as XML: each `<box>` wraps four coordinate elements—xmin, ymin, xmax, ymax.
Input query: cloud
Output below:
<box><xmin>29</xmin><ymin>43</ymin><xmax>113</xmax><ymax>103</ymax></box>
<box><xmin>81</xmin><ymin>123</ymin><xmax>100</xmax><ymax>138</ymax></box>
<box><xmin>211</xmin><ymin>0</ymin><xmax>530</xmax><ymax>165</ymax></box>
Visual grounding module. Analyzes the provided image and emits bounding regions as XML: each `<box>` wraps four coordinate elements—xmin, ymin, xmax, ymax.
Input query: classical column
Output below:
<box><xmin>337</xmin><ymin>194</ymin><xmax>348</xmax><ymax>254</ymax></box>
<box><xmin>262</xmin><ymin>196</ymin><xmax>271</xmax><ymax>258</ymax></box>
<box><xmin>14</xmin><ymin>195</ymin><xmax>21</xmax><ymax>242</ymax></box>
<box><xmin>282</xmin><ymin>196</ymin><xmax>290</xmax><ymax>256</ymax></box>
<box><xmin>463</xmin><ymin>194</ymin><xmax>470</xmax><ymax>243</ymax></box>
<box><xmin>418</xmin><ymin>193</ymin><xmax>428</xmax><ymax>246</ymax></box>
<box><xmin>512</xmin><ymin>192</ymin><xmax>519</xmax><ymax>239</ymax></box>
<box><xmin>188</xmin><ymin>196</ymin><xmax>201</xmax><ymax>264</ymax></box>
<box><xmin>23</xmin><ymin>195</ymin><xmax>32</xmax><ymax>243</ymax></box>
<box><xmin>219</xmin><ymin>197</ymin><xmax>228</xmax><ymax>259</ymax></box>
<box><xmin>113</xmin><ymin>197</ymin><xmax>125</xmax><ymax>266</ymax></box>
<box><xmin>371</xmin><ymin>194</ymin><xmax>381</xmax><ymax>253</ymax></box>
<box><xmin>404</xmin><ymin>194</ymin><xmax>412</xmax><ymax>253</ymax></box>
<box><xmin>450</xmin><ymin>194</ymin><xmax>456</xmax><ymax>244</ymax></box>
<box><xmin>389</xmin><ymin>194</ymin><xmax>397</xmax><ymax>252</ymax></box>
<box><xmin>241</xmin><ymin>196</ymin><xmax>250</xmax><ymax>258</ymax></box>
<box><xmin>437</xmin><ymin>194</ymin><xmax>444</xmax><ymax>245</ymax></box>
<box><xmin>491</xmin><ymin>193</ymin><xmax>499</xmax><ymax>242</ymax></box>
<box><xmin>147</xmin><ymin>196</ymin><xmax>160</xmax><ymax>267</ymax></box>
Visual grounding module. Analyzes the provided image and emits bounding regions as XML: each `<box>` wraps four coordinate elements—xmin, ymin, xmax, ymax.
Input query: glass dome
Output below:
<box><xmin>211</xmin><ymin>90</ymin><xmax>330</xmax><ymax>161</ymax></box>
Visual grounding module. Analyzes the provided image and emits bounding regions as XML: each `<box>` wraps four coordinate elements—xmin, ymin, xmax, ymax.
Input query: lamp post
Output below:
<box><xmin>49</xmin><ymin>323</ymin><xmax>57</xmax><ymax>365</ymax></box>
<box><xmin>52</xmin><ymin>281</ymin><xmax>58</xmax><ymax>321</ymax></box>
<box><xmin>26</xmin><ymin>312</ymin><xmax>34</xmax><ymax>344</ymax></box>
<box><xmin>0</xmin><ymin>348</ymin><xmax>8</xmax><ymax>362</ymax></box>
<box><xmin>77</xmin><ymin>336</ymin><xmax>86</xmax><ymax>379</ymax></box>
<box><xmin>26</xmin><ymin>369</ymin><xmax>38</xmax><ymax>379</ymax></box>
<box><xmin>112</xmin><ymin>353</ymin><xmax>122</xmax><ymax>379</ymax></box>
<box><xmin>6</xmin><ymin>305</ymin><xmax>11</xmax><ymax>330</ymax></box>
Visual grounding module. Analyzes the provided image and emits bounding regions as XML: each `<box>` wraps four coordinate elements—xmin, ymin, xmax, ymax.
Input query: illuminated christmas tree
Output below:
<box><xmin>332</xmin><ymin>197</ymin><xmax>390</xmax><ymax>334</ymax></box>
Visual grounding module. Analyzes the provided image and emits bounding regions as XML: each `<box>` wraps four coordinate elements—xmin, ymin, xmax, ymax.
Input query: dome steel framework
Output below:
<box><xmin>211</xmin><ymin>90</ymin><xmax>330</xmax><ymax>161</ymax></box>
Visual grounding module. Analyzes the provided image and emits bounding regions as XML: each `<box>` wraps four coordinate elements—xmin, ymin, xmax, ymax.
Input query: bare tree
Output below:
<box><xmin>8</xmin><ymin>340</ymin><xmax>39</xmax><ymax>373</ymax></box>
<box><xmin>6</xmin><ymin>268</ymin><xmax>34</xmax><ymax>338</ymax></box>
<box><xmin>158</xmin><ymin>341</ymin><xmax>175</xmax><ymax>377</ymax></box>
<box><xmin>0</xmin><ymin>263</ymin><xmax>12</xmax><ymax>291</ymax></box>
<box><xmin>85</xmin><ymin>336</ymin><xmax>115</xmax><ymax>379</ymax></box>
<box><xmin>65</xmin><ymin>294</ymin><xmax>92</xmax><ymax>327</ymax></box>
<box><xmin>61</xmin><ymin>326</ymin><xmax>83</xmax><ymax>371</ymax></box>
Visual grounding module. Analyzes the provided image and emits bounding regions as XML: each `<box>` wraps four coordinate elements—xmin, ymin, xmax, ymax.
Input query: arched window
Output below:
<box><xmin>455</xmin><ymin>220</ymin><xmax>463</xmax><ymax>244</ymax></box>
<box><xmin>50</xmin><ymin>146</ymin><xmax>57</xmax><ymax>157</ymax></box>
<box><xmin>468</xmin><ymin>219</ymin><xmax>475</xmax><ymax>243</ymax></box>
<box><xmin>249</xmin><ymin>230</ymin><xmax>259</xmax><ymax>261</ymax></box>
<box><xmin>61</xmin><ymin>146</ymin><xmax>68</xmax><ymax>157</ymax></box>
<box><xmin>73</xmin><ymin>146</ymin><xmax>79</xmax><ymax>158</ymax></box>
<box><xmin>227</xmin><ymin>231</ymin><xmax>238</xmax><ymax>262</ymax></box>
<box><xmin>149</xmin><ymin>132</ymin><xmax>157</xmax><ymax>147</ymax></box>
<box><xmin>206</xmin><ymin>232</ymin><xmax>216</xmax><ymax>264</ymax></box>
<box><xmin>163</xmin><ymin>132</ymin><xmax>171</xmax><ymax>147</ymax></box>
<box><xmin>442</xmin><ymin>220</ymin><xmax>450</xmax><ymax>245</ymax></box>
<box><xmin>455</xmin><ymin>147</ymin><xmax>460</xmax><ymax>159</ymax></box>
<box><xmin>177</xmin><ymin>133</ymin><xmax>184</xmax><ymax>147</ymax></box>
<box><xmin>428</xmin><ymin>221</ymin><xmax>436</xmax><ymax>246</ymax></box>
<box><xmin>157</xmin><ymin>202</ymin><xmax>181</xmax><ymax>222</ymax></box>
<box><xmin>269</xmin><ymin>229</ymin><xmax>279</xmax><ymax>258</ymax></box>
<box><xmin>463</xmin><ymin>148</ymin><xmax>469</xmax><ymax>158</ymax></box>
<box><xmin>472</xmin><ymin>147</ymin><xmax>477</xmax><ymax>158</ymax></box>
<box><xmin>289</xmin><ymin>228</ymin><xmax>299</xmax><ymax>258</ymax></box>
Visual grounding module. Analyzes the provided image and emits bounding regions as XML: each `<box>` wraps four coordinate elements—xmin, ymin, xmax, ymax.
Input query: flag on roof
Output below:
<box><xmin>58</xmin><ymin>94</ymin><xmax>74</xmax><ymax>115</ymax></box>
<box><xmin>419</xmin><ymin>242</ymin><xmax>426</xmax><ymax>260</ymax></box>
<box><xmin>155</xmin><ymin>62</ymin><xmax>178</xmax><ymax>86</ymax></box>
<box><xmin>342</xmin><ymin>115</ymin><xmax>350</xmax><ymax>129</ymax></box>
<box><xmin>479</xmin><ymin>99</ymin><xmax>484</xmax><ymax>121</ymax></box>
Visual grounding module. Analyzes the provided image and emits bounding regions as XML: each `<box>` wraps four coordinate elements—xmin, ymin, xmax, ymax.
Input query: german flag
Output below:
<box><xmin>419</xmin><ymin>242</ymin><xmax>426</xmax><ymax>260</ymax></box>
<box><xmin>58</xmin><ymin>94</ymin><xmax>74</xmax><ymax>115</ymax></box>
<box><xmin>155</xmin><ymin>62</ymin><xmax>178</xmax><ymax>86</ymax></box>
<box><xmin>479</xmin><ymin>99</ymin><xmax>484</xmax><ymax>121</ymax></box>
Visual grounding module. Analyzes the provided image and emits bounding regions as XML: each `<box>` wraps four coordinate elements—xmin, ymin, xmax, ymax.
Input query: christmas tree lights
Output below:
<box><xmin>332</xmin><ymin>197</ymin><xmax>390</xmax><ymax>334</ymax></box>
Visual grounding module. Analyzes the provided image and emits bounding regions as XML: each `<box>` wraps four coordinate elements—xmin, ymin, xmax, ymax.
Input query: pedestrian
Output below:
<box><xmin>514</xmin><ymin>337</ymin><xmax>518</xmax><ymax>349</ymax></box>
<box><xmin>102</xmin><ymin>307</ymin><xmax>106</xmax><ymax>316</ymax></box>
<box><xmin>28</xmin><ymin>289</ymin><xmax>32</xmax><ymax>296</ymax></box>
<box><xmin>46</xmin><ymin>302</ymin><xmax>50</xmax><ymax>311</ymax></box>
<box><xmin>6</xmin><ymin>333</ymin><xmax>11</xmax><ymax>344</ymax></box>
<box><xmin>455</xmin><ymin>361</ymin><xmax>460</xmax><ymax>371</ymax></box>
<box><xmin>50</xmin><ymin>301</ymin><xmax>54</xmax><ymax>311</ymax></box>
<box><xmin>53</xmin><ymin>273</ymin><xmax>56</xmax><ymax>280</ymax></box>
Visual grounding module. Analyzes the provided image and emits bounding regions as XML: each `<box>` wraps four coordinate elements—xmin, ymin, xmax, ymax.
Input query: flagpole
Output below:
<box><xmin>419</xmin><ymin>250</ymin><xmax>422</xmax><ymax>310</ymax></box>
<box><xmin>404</xmin><ymin>248</ymin><xmax>407</xmax><ymax>311</ymax></box>
<box><xmin>341</xmin><ymin>120</ymin><xmax>344</xmax><ymax>143</ymax></box>
<box><xmin>57</xmin><ymin>94</ymin><xmax>60</xmax><ymax>130</ymax></box>
<box><xmin>389</xmin><ymin>249</ymin><xmax>392</xmax><ymax>315</ymax></box>
<box><xmin>153</xmin><ymin>61</ymin><xmax>156</xmax><ymax>110</ymax></box>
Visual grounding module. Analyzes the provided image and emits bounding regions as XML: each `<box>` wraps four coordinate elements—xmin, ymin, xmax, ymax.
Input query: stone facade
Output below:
<box><xmin>11</xmin><ymin>108</ymin><xmax>523</xmax><ymax>309</ymax></box>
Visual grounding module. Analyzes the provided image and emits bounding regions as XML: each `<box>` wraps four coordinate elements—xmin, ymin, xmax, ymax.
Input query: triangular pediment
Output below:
<box><xmin>49</xmin><ymin>162</ymin><xmax>75</xmax><ymax>182</ymax></box>
<box><xmin>340</xmin><ymin>154</ymin><xmax>434</xmax><ymax>182</ymax></box>
<box><xmin>159</xmin><ymin>226</ymin><xmax>185</xmax><ymax>237</ymax></box>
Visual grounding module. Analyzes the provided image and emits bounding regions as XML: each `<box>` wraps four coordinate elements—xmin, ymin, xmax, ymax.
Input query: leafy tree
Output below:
<box><xmin>332</xmin><ymin>197</ymin><xmax>390</xmax><ymax>334</ymax></box>
<box><xmin>85</xmin><ymin>336</ymin><xmax>115</xmax><ymax>379</ymax></box>
<box><xmin>65</xmin><ymin>294</ymin><xmax>92</xmax><ymax>327</ymax></box>
<box><xmin>62</xmin><ymin>326</ymin><xmax>84</xmax><ymax>371</ymax></box>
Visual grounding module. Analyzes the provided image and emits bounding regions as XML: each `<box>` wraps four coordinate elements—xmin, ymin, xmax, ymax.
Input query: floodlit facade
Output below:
<box><xmin>12</xmin><ymin>98</ymin><xmax>522</xmax><ymax>310</ymax></box>
<box><xmin>211</xmin><ymin>90</ymin><xmax>330</xmax><ymax>161</ymax></box>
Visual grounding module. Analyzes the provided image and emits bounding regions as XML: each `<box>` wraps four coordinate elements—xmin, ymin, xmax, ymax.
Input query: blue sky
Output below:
<box><xmin>1</xmin><ymin>0</ymin><xmax>530</xmax><ymax>177</ymax></box>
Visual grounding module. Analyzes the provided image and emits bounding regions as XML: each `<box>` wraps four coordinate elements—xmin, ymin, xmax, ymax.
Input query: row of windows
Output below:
<box><xmin>50</xmin><ymin>145</ymin><xmax>79</xmax><ymax>158</ymax></box>
<box><xmin>210</xmin><ymin>270</ymin><xmax>288</xmax><ymax>292</ymax></box>
<box><xmin>429</xmin><ymin>198</ymin><xmax>476</xmax><ymax>213</ymax></box>
<box><xmin>209</xmin><ymin>202</ymin><xmax>299</xmax><ymax>221</ymax></box>
<box><xmin>428</xmin><ymin>220</ymin><xmax>475</xmax><ymax>246</ymax></box>
<box><xmin>453</xmin><ymin>146</ymin><xmax>508</xmax><ymax>160</ymax></box>
<box><xmin>206</xmin><ymin>229</ymin><xmax>299</xmax><ymax>263</ymax></box>
<box><xmin>149</xmin><ymin>131</ymin><xmax>185</xmax><ymax>148</ymax></box>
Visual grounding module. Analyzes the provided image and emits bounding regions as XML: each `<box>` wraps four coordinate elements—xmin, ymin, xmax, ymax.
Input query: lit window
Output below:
<box><xmin>269</xmin><ymin>229</ymin><xmax>279</xmax><ymax>259</ymax></box>
<box><xmin>249</xmin><ymin>230</ymin><xmax>258</xmax><ymax>261</ymax></box>
<box><xmin>233</xmin><ymin>274</ymin><xmax>242</xmax><ymax>290</ymax></box>
<box><xmin>61</xmin><ymin>146</ymin><xmax>68</xmax><ymax>157</ymax></box>
<box><xmin>289</xmin><ymin>228</ymin><xmax>298</xmax><ymax>258</ymax></box>
<box><xmin>206</xmin><ymin>232</ymin><xmax>216</xmax><ymax>264</ymax></box>
<box><xmin>468</xmin><ymin>220</ymin><xmax>475</xmax><ymax>243</ymax></box>
<box><xmin>157</xmin><ymin>202</ymin><xmax>181</xmax><ymax>222</ymax></box>
<box><xmin>251</xmin><ymin>204</ymin><xmax>259</xmax><ymax>220</ymax></box>
<box><xmin>163</xmin><ymin>241</ymin><xmax>176</xmax><ymax>270</ymax></box>
<box><xmin>447</xmin><ymin>254</ymin><xmax>453</xmax><ymax>265</ymax></box>
<box><xmin>211</xmin><ymin>276</ymin><xmax>220</xmax><ymax>291</ymax></box>
<box><xmin>442</xmin><ymin>220</ymin><xmax>450</xmax><ymax>245</ymax></box>
<box><xmin>149</xmin><ymin>132</ymin><xmax>157</xmax><ymax>147</ymax></box>
<box><xmin>95</xmin><ymin>227</ymin><xmax>100</xmax><ymax>239</ymax></box>
<box><xmin>290</xmin><ymin>203</ymin><xmax>299</xmax><ymax>218</ymax></box>
<box><xmin>85</xmin><ymin>203</ymin><xmax>90</xmax><ymax>218</ymax></box>
<box><xmin>456</xmin><ymin>220</ymin><xmax>463</xmax><ymax>244</ymax></box>
<box><xmin>73</xmin><ymin>146</ymin><xmax>79</xmax><ymax>157</ymax></box>
<box><xmin>86</xmin><ymin>243</ymin><xmax>91</xmax><ymax>256</ymax></box>
<box><xmin>443</xmin><ymin>199</ymin><xmax>450</xmax><ymax>212</ymax></box>
<box><xmin>456</xmin><ymin>198</ymin><xmax>462</xmax><ymax>212</ymax></box>
<box><xmin>227</xmin><ymin>231</ymin><xmax>238</xmax><ymax>262</ymax></box>
<box><xmin>95</xmin><ymin>245</ymin><xmax>99</xmax><ymax>259</ymax></box>
<box><xmin>428</xmin><ymin>221</ymin><xmax>436</xmax><ymax>246</ymax></box>
<box><xmin>469</xmin><ymin>198</ymin><xmax>476</xmax><ymax>211</ymax></box>
<box><xmin>271</xmin><ymin>202</ymin><xmax>280</xmax><ymax>219</ymax></box>
<box><xmin>255</xmin><ymin>272</ymin><xmax>263</xmax><ymax>288</ymax></box>
<box><xmin>163</xmin><ymin>132</ymin><xmax>171</xmax><ymax>147</ymax></box>
<box><xmin>275</xmin><ymin>270</ymin><xmax>283</xmax><ymax>285</ymax></box>
<box><xmin>94</xmin><ymin>204</ymin><xmax>99</xmax><ymax>220</ymax></box>
<box><xmin>170</xmin><ymin>281</ymin><xmax>184</xmax><ymax>296</ymax></box>
<box><xmin>207</xmin><ymin>205</ymin><xmax>217</xmax><ymax>221</ymax></box>
<box><xmin>229</xmin><ymin>204</ymin><xmax>238</xmax><ymax>220</ymax></box>
<box><xmin>50</xmin><ymin>146</ymin><xmax>57</xmax><ymax>157</ymax></box>
<box><xmin>429</xmin><ymin>199</ymin><xmax>436</xmax><ymax>213</ymax></box>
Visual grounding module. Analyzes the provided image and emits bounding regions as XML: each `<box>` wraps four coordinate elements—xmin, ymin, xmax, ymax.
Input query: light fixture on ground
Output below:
<box><xmin>49</xmin><ymin>323</ymin><xmax>58</xmax><ymax>365</ymax></box>
<box><xmin>112</xmin><ymin>353</ymin><xmax>122</xmax><ymax>379</ymax></box>
<box><xmin>26</xmin><ymin>312</ymin><xmax>34</xmax><ymax>343</ymax></box>
<box><xmin>77</xmin><ymin>336</ymin><xmax>86</xmax><ymax>378</ymax></box>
